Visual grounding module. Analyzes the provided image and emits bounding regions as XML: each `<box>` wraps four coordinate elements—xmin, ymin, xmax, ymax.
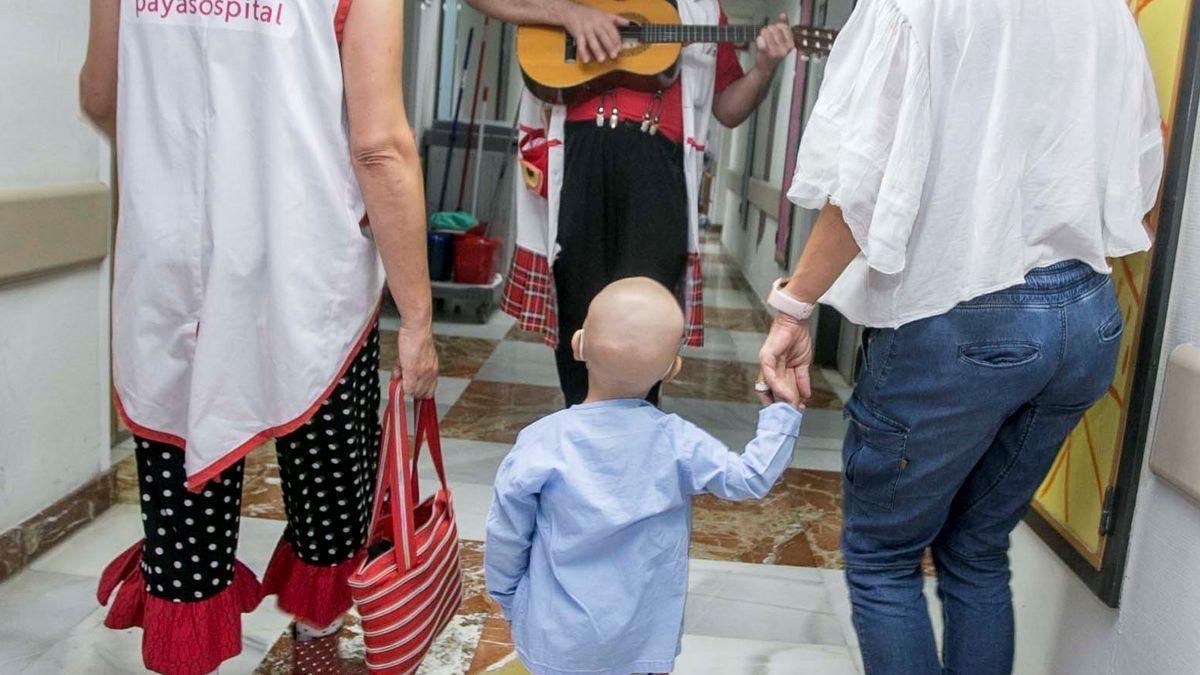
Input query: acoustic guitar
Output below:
<box><xmin>516</xmin><ymin>0</ymin><xmax>838</xmax><ymax>105</ymax></box>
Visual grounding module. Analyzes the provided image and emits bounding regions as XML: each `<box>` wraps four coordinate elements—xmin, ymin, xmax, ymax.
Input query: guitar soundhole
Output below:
<box><xmin>620</xmin><ymin>40</ymin><xmax>650</xmax><ymax>58</ymax></box>
<box><xmin>618</xmin><ymin>13</ymin><xmax>650</xmax><ymax>57</ymax></box>
<box><xmin>564</xmin><ymin>34</ymin><xmax>649</xmax><ymax>62</ymax></box>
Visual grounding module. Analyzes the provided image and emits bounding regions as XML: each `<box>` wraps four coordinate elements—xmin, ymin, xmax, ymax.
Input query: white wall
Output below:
<box><xmin>1003</xmin><ymin>123</ymin><xmax>1200</xmax><ymax>675</ymax></box>
<box><xmin>0</xmin><ymin>269</ymin><xmax>109</xmax><ymax>531</ymax></box>
<box><xmin>0</xmin><ymin>1</ymin><xmax>111</xmax><ymax>532</ymax></box>
<box><xmin>1005</xmin><ymin>525</ymin><xmax>1119</xmax><ymax>674</ymax></box>
<box><xmin>0</xmin><ymin>2</ymin><xmax>105</xmax><ymax>191</ymax></box>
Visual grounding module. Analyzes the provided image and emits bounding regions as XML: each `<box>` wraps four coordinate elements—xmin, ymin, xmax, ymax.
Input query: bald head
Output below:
<box><xmin>573</xmin><ymin>277</ymin><xmax>685</xmax><ymax>399</ymax></box>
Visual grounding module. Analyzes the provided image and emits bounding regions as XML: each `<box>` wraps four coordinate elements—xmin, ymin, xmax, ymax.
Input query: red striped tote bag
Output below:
<box><xmin>348</xmin><ymin>381</ymin><xmax>462</xmax><ymax>673</ymax></box>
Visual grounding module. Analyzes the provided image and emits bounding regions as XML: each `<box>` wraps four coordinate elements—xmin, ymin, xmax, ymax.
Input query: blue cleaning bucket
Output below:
<box><xmin>427</xmin><ymin>231</ymin><xmax>455</xmax><ymax>281</ymax></box>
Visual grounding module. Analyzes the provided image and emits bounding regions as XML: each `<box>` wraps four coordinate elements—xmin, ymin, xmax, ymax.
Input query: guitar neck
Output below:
<box><xmin>631</xmin><ymin>24</ymin><xmax>820</xmax><ymax>45</ymax></box>
<box><xmin>635</xmin><ymin>24</ymin><xmax>757</xmax><ymax>44</ymax></box>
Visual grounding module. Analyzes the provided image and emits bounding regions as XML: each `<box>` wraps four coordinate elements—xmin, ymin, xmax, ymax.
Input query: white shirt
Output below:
<box><xmin>788</xmin><ymin>0</ymin><xmax>1164</xmax><ymax>328</ymax></box>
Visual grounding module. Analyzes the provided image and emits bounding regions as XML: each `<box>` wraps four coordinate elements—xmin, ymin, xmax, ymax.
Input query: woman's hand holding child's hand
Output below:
<box><xmin>758</xmin><ymin>313</ymin><xmax>813</xmax><ymax>409</ymax></box>
<box><xmin>755</xmin><ymin>369</ymin><xmax>803</xmax><ymax>410</ymax></box>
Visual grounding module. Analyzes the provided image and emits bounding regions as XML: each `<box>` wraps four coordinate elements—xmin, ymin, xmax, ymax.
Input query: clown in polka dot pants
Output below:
<box><xmin>134</xmin><ymin>326</ymin><xmax>381</xmax><ymax>603</ymax></box>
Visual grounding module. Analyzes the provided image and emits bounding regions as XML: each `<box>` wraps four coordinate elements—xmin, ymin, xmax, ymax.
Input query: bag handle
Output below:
<box><xmin>366</xmin><ymin>381</ymin><xmax>396</xmax><ymax>544</ymax></box>
<box><xmin>398</xmin><ymin>399</ymin><xmax>449</xmax><ymax>506</ymax></box>
<box><xmin>414</xmin><ymin>399</ymin><xmax>449</xmax><ymax>493</ymax></box>
<box><xmin>368</xmin><ymin>380</ymin><xmax>418</xmax><ymax>569</ymax></box>
<box><xmin>367</xmin><ymin>380</ymin><xmax>447</xmax><ymax>570</ymax></box>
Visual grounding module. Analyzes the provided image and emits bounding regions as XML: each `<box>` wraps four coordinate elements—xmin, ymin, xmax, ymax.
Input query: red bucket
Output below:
<box><xmin>452</xmin><ymin>235</ymin><xmax>500</xmax><ymax>285</ymax></box>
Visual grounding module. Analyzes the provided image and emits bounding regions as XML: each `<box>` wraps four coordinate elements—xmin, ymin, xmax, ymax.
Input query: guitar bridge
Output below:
<box><xmin>564</xmin><ymin>37</ymin><xmax>577</xmax><ymax>63</ymax></box>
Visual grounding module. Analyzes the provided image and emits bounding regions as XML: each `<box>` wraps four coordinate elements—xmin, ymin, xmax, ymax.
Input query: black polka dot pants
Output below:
<box><xmin>134</xmin><ymin>326</ymin><xmax>381</xmax><ymax>603</ymax></box>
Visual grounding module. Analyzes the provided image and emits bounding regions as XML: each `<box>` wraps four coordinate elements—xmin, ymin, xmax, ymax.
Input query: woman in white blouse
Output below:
<box><xmin>759</xmin><ymin>1</ymin><xmax>1163</xmax><ymax>673</ymax></box>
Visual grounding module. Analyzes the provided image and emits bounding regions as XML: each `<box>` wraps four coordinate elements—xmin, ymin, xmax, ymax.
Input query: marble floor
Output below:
<box><xmin>0</xmin><ymin>230</ymin><xmax>894</xmax><ymax>674</ymax></box>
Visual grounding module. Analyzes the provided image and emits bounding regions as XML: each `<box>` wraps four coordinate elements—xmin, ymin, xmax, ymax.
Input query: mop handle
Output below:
<box><xmin>482</xmin><ymin>107</ymin><xmax>521</xmax><ymax>239</ymax></box>
<box><xmin>437</xmin><ymin>27</ymin><xmax>475</xmax><ymax>213</ymax></box>
<box><xmin>457</xmin><ymin>17</ymin><xmax>491</xmax><ymax>212</ymax></box>
<box><xmin>470</xmin><ymin>87</ymin><xmax>489</xmax><ymax>215</ymax></box>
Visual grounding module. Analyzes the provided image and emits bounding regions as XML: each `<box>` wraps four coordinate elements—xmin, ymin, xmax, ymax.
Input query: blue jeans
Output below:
<box><xmin>841</xmin><ymin>261</ymin><xmax>1123</xmax><ymax>675</ymax></box>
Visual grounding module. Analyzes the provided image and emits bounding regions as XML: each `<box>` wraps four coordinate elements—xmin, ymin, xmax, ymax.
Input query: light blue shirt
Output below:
<box><xmin>484</xmin><ymin>399</ymin><xmax>803</xmax><ymax>675</ymax></box>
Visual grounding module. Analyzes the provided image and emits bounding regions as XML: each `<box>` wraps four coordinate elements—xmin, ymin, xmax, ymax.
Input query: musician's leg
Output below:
<box><xmin>610</xmin><ymin>124</ymin><xmax>689</xmax><ymax>406</ymax></box>
<box><xmin>554</xmin><ymin>121</ymin><xmax>614</xmax><ymax>406</ymax></box>
<box><xmin>609</xmin><ymin>124</ymin><xmax>689</xmax><ymax>292</ymax></box>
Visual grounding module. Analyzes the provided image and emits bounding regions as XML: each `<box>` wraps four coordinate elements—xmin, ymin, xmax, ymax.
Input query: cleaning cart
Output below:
<box><xmin>421</xmin><ymin>119</ymin><xmax>516</xmax><ymax>323</ymax></box>
<box><xmin>420</xmin><ymin>16</ymin><xmax>517</xmax><ymax>324</ymax></box>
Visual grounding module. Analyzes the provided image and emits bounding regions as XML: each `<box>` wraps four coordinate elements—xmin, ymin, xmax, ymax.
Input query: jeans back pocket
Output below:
<box><xmin>844</xmin><ymin>402</ymin><xmax>909</xmax><ymax>511</ymax></box>
<box><xmin>1098</xmin><ymin>309</ymin><xmax>1124</xmax><ymax>343</ymax></box>
<box><xmin>958</xmin><ymin>341</ymin><xmax>1041</xmax><ymax>368</ymax></box>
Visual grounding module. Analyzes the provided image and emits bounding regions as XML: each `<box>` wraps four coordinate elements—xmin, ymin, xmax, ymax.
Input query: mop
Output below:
<box><xmin>480</xmin><ymin>105</ymin><xmax>521</xmax><ymax>239</ymax></box>
<box><xmin>470</xmin><ymin>87</ymin><xmax>489</xmax><ymax>215</ymax></box>
<box><xmin>436</xmin><ymin>26</ymin><xmax>474</xmax><ymax>213</ymax></box>
<box><xmin>457</xmin><ymin>16</ymin><xmax>492</xmax><ymax>213</ymax></box>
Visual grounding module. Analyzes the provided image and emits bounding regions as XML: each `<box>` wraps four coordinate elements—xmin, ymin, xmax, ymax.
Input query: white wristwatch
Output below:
<box><xmin>767</xmin><ymin>278</ymin><xmax>816</xmax><ymax>321</ymax></box>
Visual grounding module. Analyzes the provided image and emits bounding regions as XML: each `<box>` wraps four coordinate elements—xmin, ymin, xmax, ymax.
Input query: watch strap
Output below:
<box><xmin>767</xmin><ymin>278</ymin><xmax>816</xmax><ymax>321</ymax></box>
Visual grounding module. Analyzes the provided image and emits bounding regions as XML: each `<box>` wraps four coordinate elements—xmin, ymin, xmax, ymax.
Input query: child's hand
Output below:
<box><xmin>755</xmin><ymin>372</ymin><xmax>803</xmax><ymax>410</ymax></box>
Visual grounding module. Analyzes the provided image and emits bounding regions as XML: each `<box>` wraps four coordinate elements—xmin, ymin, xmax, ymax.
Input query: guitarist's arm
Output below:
<box><xmin>464</xmin><ymin>0</ymin><xmax>628</xmax><ymax>64</ymax></box>
<box><xmin>712</xmin><ymin>14</ymin><xmax>795</xmax><ymax>128</ymax></box>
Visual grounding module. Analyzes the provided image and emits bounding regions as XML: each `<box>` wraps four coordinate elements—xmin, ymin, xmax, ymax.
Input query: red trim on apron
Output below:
<box><xmin>114</xmin><ymin>396</ymin><xmax>188</xmax><ymax>449</ymax></box>
<box><xmin>114</xmin><ymin>301</ymin><xmax>383</xmax><ymax>492</ymax></box>
<box><xmin>335</xmin><ymin>0</ymin><xmax>353</xmax><ymax>45</ymax></box>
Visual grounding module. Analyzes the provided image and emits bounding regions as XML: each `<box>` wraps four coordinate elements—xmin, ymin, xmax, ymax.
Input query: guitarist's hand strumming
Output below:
<box><xmin>563</xmin><ymin>3</ymin><xmax>630</xmax><ymax>64</ymax></box>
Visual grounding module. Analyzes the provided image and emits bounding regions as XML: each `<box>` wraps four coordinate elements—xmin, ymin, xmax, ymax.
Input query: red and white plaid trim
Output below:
<box><xmin>684</xmin><ymin>252</ymin><xmax>704</xmax><ymax>347</ymax></box>
<box><xmin>501</xmin><ymin>246</ymin><xmax>561</xmax><ymax>348</ymax></box>
<box><xmin>501</xmin><ymin>246</ymin><xmax>705</xmax><ymax>348</ymax></box>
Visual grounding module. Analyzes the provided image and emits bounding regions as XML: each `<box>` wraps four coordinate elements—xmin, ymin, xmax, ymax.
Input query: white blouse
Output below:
<box><xmin>788</xmin><ymin>0</ymin><xmax>1164</xmax><ymax>328</ymax></box>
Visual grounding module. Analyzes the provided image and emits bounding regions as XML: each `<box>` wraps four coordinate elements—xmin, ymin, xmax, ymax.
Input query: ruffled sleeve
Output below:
<box><xmin>787</xmin><ymin>0</ymin><xmax>931</xmax><ymax>275</ymax></box>
<box><xmin>1102</xmin><ymin>33</ymin><xmax>1163</xmax><ymax>254</ymax></box>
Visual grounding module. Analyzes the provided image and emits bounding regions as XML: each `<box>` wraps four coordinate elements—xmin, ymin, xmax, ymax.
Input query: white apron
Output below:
<box><xmin>505</xmin><ymin>0</ymin><xmax>720</xmax><ymax>348</ymax></box>
<box><xmin>112</xmin><ymin>0</ymin><xmax>385</xmax><ymax>489</ymax></box>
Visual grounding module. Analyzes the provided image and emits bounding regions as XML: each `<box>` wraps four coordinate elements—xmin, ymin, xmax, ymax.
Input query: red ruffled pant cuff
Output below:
<box><xmin>261</xmin><ymin>538</ymin><xmax>365</xmax><ymax>628</ymax></box>
<box><xmin>97</xmin><ymin>540</ymin><xmax>263</xmax><ymax>675</ymax></box>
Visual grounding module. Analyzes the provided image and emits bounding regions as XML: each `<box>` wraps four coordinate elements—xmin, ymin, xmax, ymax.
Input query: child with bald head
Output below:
<box><xmin>485</xmin><ymin>277</ymin><xmax>804</xmax><ymax>675</ymax></box>
<box><xmin>570</xmin><ymin>276</ymin><xmax>689</xmax><ymax>401</ymax></box>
